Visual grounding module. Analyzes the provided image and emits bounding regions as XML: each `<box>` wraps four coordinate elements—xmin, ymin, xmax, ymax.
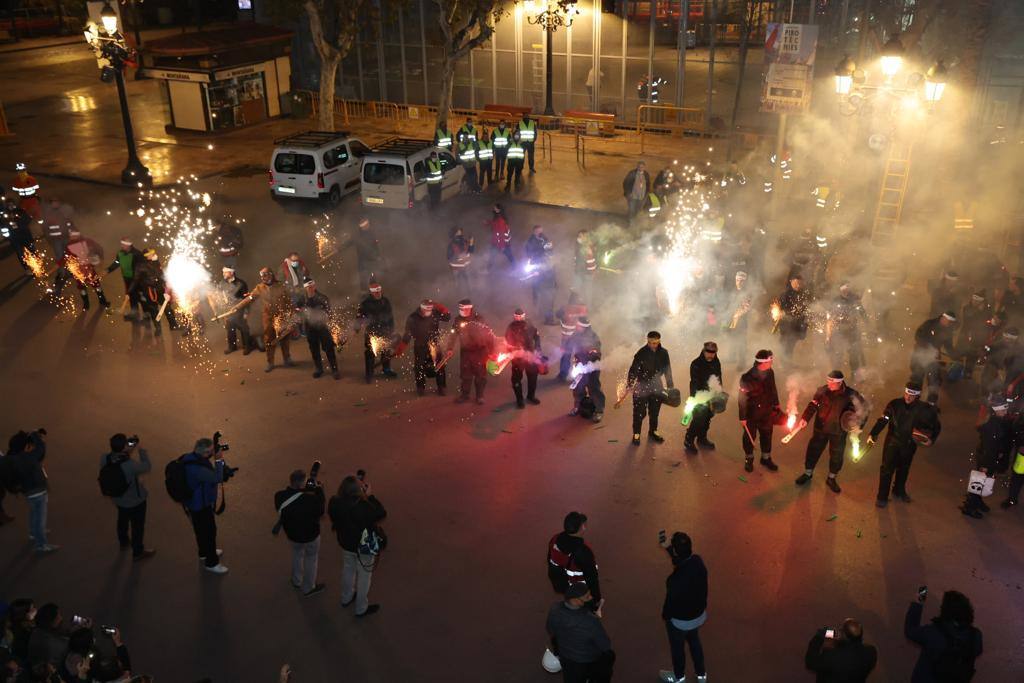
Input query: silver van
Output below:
<box><xmin>360</xmin><ymin>138</ymin><xmax>463</xmax><ymax>210</ymax></box>
<box><xmin>270</xmin><ymin>131</ymin><xmax>371</xmax><ymax>206</ymax></box>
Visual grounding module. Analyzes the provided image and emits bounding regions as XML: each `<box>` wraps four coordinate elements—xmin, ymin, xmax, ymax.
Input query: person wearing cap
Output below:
<box><xmin>777</xmin><ymin>275</ymin><xmax>812</xmax><ymax>359</ymax></box>
<box><xmin>40</xmin><ymin>197</ymin><xmax>73</xmax><ymax>259</ymax></box>
<box><xmin>128</xmin><ymin>249</ymin><xmax>177</xmax><ymax>335</ymax></box>
<box><xmin>11</xmin><ymin>162</ymin><xmax>41</xmax><ymax>221</ymax></box>
<box><xmin>556</xmin><ymin>291</ymin><xmax>588</xmax><ymax>381</ymax></box>
<box><xmin>685</xmin><ymin>342</ymin><xmax>722</xmax><ymax>455</ymax></box>
<box><xmin>54</xmin><ymin>227</ymin><xmax>110</xmax><ymax>311</ymax></box>
<box><xmin>355</xmin><ymin>280</ymin><xmax>397</xmax><ymax>383</ymax></box>
<box><xmin>912</xmin><ymin>311</ymin><xmax>958</xmax><ymax>404</ymax></box>
<box><xmin>723</xmin><ymin>270</ymin><xmax>756</xmax><ymax>369</ymax></box>
<box><xmin>927</xmin><ymin>270</ymin><xmax>962</xmax><ymax>319</ymax></box>
<box><xmin>620</xmin><ymin>331</ymin><xmax>674</xmax><ymax>445</ymax></box>
<box><xmin>505</xmin><ymin>308</ymin><xmax>542</xmax><ymax>408</ymax></box>
<box><xmin>738</xmin><ymin>350</ymin><xmax>783</xmax><ymax>472</ymax></box>
<box><xmin>825</xmin><ymin>283</ymin><xmax>868</xmax><ymax>378</ymax></box>
<box><xmin>573</xmin><ymin>230</ymin><xmax>597</xmax><ymax>308</ymax></box>
<box><xmin>298</xmin><ymin>279</ymin><xmax>340</xmax><ymax>379</ymax></box>
<box><xmin>398</xmin><ymin>299</ymin><xmax>451</xmax><ymax>396</ymax></box>
<box><xmin>341</xmin><ymin>217</ymin><xmax>383</xmax><ymax>289</ymax></box>
<box><xmin>218</xmin><ymin>266</ymin><xmax>253</xmax><ymax>355</ymax></box>
<box><xmin>546</xmin><ymin>581</ymin><xmax>614</xmax><ymax>683</ymax></box>
<box><xmin>106</xmin><ymin>238</ymin><xmax>145</xmax><ymax>321</ymax></box>
<box><xmin>961</xmin><ymin>395</ymin><xmax>1014</xmax><ymax>518</ymax></box>
<box><xmin>279</xmin><ymin>251</ymin><xmax>310</xmax><ymax>304</ymax></box>
<box><xmin>524</xmin><ymin>224</ymin><xmax>557</xmax><ymax>325</ymax></box>
<box><xmin>958</xmin><ymin>290</ymin><xmax>992</xmax><ymax>381</ymax></box>
<box><xmin>234</xmin><ymin>267</ymin><xmax>295</xmax><ymax>371</ymax></box>
<box><xmin>546</xmin><ymin>512</ymin><xmax>602</xmax><ymax>607</ymax></box>
<box><xmin>214</xmin><ymin>216</ymin><xmax>243</xmax><ymax>267</ymax></box>
<box><xmin>568</xmin><ymin>316</ymin><xmax>606</xmax><ymax>422</ymax></box>
<box><xmin>795</xmin><ymin>370</ymin><xmax>868</xmax><ymax>493</ymax></box>
<box><xmin>867</xmin><ymin>381</ymin><xmax>941</xmax><ymax>507</ymax></box>
<box><xmin>446</xmin><ymin>299</ymin><xmax>494</xmax><ymax>404</ymax></box>
<box><xmin>447</xmin><ymin>226</ymin><xmax>475</xmax><ymax>297</ymax></box>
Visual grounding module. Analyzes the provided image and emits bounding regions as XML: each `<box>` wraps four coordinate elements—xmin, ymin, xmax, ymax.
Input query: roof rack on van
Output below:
<box><xmin>370</xmin><ymin>138</ymin><xmax>435</xmax><ymax>155</ymax></box>
<box><xmin>273</xmin><ymin>131</ymin><xmax>351</xmax><ymax>147</ymax></box>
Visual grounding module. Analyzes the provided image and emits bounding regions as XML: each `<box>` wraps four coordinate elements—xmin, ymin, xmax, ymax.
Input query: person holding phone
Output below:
<box><xmin>99</xmin><ymin>434</ymin><xmax>156</xmax><ymax>561</ymax></box>
<box><xmin>26</xmin><ymin>604</ymin><xmax>86</xmax><ymax>667</ymax></box>
<box><xmin>904</xmin><ymin>588</ymin><xmax>983</xmax><ymax>682</ymax></box>
<box><xmin>328</xmin><ymin>472</ymin><xmax>386</xmax><ymax>618</ymax></box>
<box><xmin>804</xmin><ymin>618</ymin><xmax>877</xmax><ymax>682</ymax></box>
<box><xmin>658</xmin><ymin>532</ymin><xmax>708</xmax><ymax>683</ymax></box>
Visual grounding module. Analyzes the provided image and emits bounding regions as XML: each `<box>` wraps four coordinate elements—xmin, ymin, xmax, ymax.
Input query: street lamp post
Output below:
<box><xmin>84</xmin><ymin>1</ymin><xmax>151</xmax><ymax>187</ymax></box>
<box><xmin>526</xmin><ymin>0</ymin><xmax>578</xmax><ymax>117</ymax></box>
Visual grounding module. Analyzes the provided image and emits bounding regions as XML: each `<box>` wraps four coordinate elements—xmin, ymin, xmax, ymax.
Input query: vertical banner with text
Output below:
<box><xmin>760</xmin><ymin>23</ymin><xmax>819</xmax><ymax>114</ymax></box>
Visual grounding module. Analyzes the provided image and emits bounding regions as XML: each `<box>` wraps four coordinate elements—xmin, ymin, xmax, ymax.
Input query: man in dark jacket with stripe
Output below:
<box><xmin>685</xmin><ymin>341</ymin><xmax>722</xmax><ymax>455</ymax></box>
<box><xmin>868</xmin><ymin>381</ymin><xmax>941</xmax><ymax>507</ymax></box>
<box><xmin>738</xmin><ymin>350</ymin><xmax>782</xmax><ymax>473</ymax></box>
<box><xmin>547</xmin><ymin>511</ymin><xmax>601</xmax><ymax>607</ymax></box>
<box><xmin>621</xmin><ymin>331</ymin><xmax>674</xmax><ymax>445</ymax></box>
<box><xmin>274</xmin><ymin>468</ymin><xmax>325</xmax><ymax>596</ymax></box>
<box><xmin>795</xmin><ymin>370</ymin><xmax>868</xmax><ymax>494</ymax></box>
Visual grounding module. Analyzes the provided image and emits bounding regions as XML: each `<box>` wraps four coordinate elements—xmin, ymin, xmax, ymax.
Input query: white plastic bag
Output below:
<box><xmin>542</xmin><ymin>648</ymin><xmax>562</xmax><ymax>673</ymax></box>
<box><xmin>967</xmin><ymin>470</ymin><xmax>995</xmax><ymax>497</ymax></box>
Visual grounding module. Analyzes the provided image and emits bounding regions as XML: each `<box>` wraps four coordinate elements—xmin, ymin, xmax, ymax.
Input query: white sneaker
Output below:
<box><xmin>697</xmin><ymin>675</ymin><xmax>708</xmax><ymax>682</ymax></box>
<box><xmin>35</xmin><ymin>544</ymin><xmax>60</xmax><ymax>554</ymax></box>
<box><xmin>199</xmin><ymin>549</ymin><xmax>223</xmax><ymax>561</ymax></box>
<box><xmin>203</xmin><ymin>563</ymin><xmax>228</xmax><ymax>574</ymax></box>
<box><xmin>658</xmin><ymin>671</ymin><xmax>678</xmax><ymax>683</ymax></box>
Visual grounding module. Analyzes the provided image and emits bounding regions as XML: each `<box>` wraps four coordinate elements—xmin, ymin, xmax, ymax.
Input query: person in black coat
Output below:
<box><xmin>658</xmin><ymin>532</ymin><xmax>708</xmax><ymax>683</ymax></box>
<box><xmin>795</xmin><ymin>370</ymin><xmax>868</xmax><ymax>494</ymax></box>
<box><xmin>961</xmin><ymin>396</ymin><xmax>1014</xmax><ymax>519</ymax></box>
<box><xmin>619</xmin><ymin>331</ymin><xmax>674</xmax><ymax>445</ymax></box>
<box><xmin>546</xmin><ymin>511</ymin><xmax>601</xmax><ymax>607</ymax></box>
<box><xmin>328</xmin><ymin>475</ymin><xmax>387</xmax><ymax>617</ymax></box>
<box><xmin>904</xmin><ymin>589</ymin><xmax>982</xmax><ymax>682</ymax></box>
<box><xmin>778</xmin><ymin>275</ymin><xmax>812</xmax><ymax>358</ymax></box>
<box><xmin>300</xmin><ymin>279</ymin><xmax>340</xmax><ymax>379</ymax></box>
<box><xmin>684</xmin><ymin>341</ymin><xmax>722</xmax><ymax>454</ymax></box>
<box><xmin>398</xmin><ymin>299</ymin><xmax>451</xmax><ymax>396</ymax></box>
<box><xmin>804</xmin><ymin>619</ymin><xmax>877</xmax><ymax>682</ymax></box>
<box><xmin>912</xmin><ymin>312</ymin><xmax>958</xmax><ymax>404</ymax></box>
<box><xmin>505</xmin><ymin>308</ymin><xmax>541</xmax><ymax>408</ymax></box>
<box><xmin>868</xmin><ymin>381</ymin><xmax>941</xmax><ymax>507</ymax></box>
<box><xmin>273</xmin><ymin>468</ymin><xmax>326</xmax><ymax>596</ymax></box>
<box><xmin>356</xmin><ymin>280</ymin><xmax>397</xmax><ymax>383</ymax></box>
<box><xmin>219</xmin><ymin>267</ymin><xmax>254</xmax><ymax>355</ymax></box>
<box><xmin>738</xmin><ymin>349</ymin><xmax>783</xmax><ymax>473</ymax></box>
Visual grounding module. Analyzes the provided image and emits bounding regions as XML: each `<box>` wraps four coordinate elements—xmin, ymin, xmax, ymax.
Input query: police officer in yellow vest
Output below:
<box><xmin>426</xmin><ymin>151</ymin><xmax>444</xmax><ymax>209</ymax></box>
<box><xmin>458</xmin><ymin>118</ymin><xmax>478</xmax><ymax>145</ymax></box>
<box><xmin>517</xmin><ymin>114</ymin><xmax>537</xmax><ymax>174</ymax></box>
<box><xmin>492</xmin><ymin>119</ymin><xmax>512</xmax><ymax>180</ymax></box>
<box><xmin>505</xmin><ymin>131</ymin><xmax>526</xmax><ymax>193</ymax></box>
<box><xmin>476</xmin><ymin>129</ymin><xmax>494</xmax><ymax>188</ymax></box>
<box><xmin>458</xmin><ymin>134</ymin><xmax>479</xmax><ymax>193</ymax></box>
<box><xmin>434</xmin><ymin>121</ymin><xmax>454</xmax><ymax>151</ymax></box>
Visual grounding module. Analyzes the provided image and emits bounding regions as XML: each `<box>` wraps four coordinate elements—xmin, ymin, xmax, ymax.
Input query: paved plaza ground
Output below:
<box><xmin>0</xmin><ymin>38</ymin><xmax>1022</xmax><ymax>683</ymax></box>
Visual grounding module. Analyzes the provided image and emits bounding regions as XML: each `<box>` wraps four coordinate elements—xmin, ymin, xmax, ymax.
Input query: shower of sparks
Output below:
<box><xmin>850</xmin><ymin>434</ymin><xmax>863</xmax><ymax>462</ymax></box>
<box><xmin>369</xmin><ymin>334</ymin><xmax>387</xmax><ymax>357</ymax></box>
<box><xmin>65</xmin><ymin>257</ymin><xmax>91</xmax><ymax>285</ymax></box>
<box><xmin>23</xmin><ymin>249</ymin><xmax>46</xmax><ymax>279</ymax></box>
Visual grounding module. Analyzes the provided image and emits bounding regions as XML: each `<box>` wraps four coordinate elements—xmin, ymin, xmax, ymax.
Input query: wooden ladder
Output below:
<box><xmin>870</xmin><ymin>136</ymin><xmax>914</xmax><ymax>243</ymax></box>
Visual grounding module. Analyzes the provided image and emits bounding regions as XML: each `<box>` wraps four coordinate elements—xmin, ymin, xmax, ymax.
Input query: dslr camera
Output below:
<box><xmin>305</xmin><ymin>461</ymin><xmax>322</xmax><ymax>491</ymax></box>
<box><xmin>212</xmin><ymin>431</ymin><xmax>239</xmax><ymax>480</ymax></box>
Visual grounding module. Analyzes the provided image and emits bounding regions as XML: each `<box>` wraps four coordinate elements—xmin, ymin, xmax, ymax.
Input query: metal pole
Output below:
<box><xmin>676</xmin><ymin>0</ymin><xmax>688</xmax><ymax>107</ymax></box>
<box><xmin>544</xmin><ymin>20</ymin><xmax>554</xmax><ymax>115</ymax></box>
<box><xmin>131</xmin><ymin>0</ymin><xmax>142</xmax><ymax>47</ymax></box>
<box><xmin>808</xmin><ymin>0</ymin><xmax>815</xmax><ymax>24</ymax></box>
<box><xmin>857</xmin><ymin>0</ymin><xmax>870</xmax><ymax>63</ymax></box>
<box><xmin>647</xmin><ymin>0</ymin><xmax>656</xmax><ymax>101</ymax></box>
<box><xmin>728</xmin><ymin>0</ymin><xmax>751</xmax><ymax>159</ymax></box>
<box><xmin>113</xmin><ymin>64</ymin><xmax>150</xmax><ymax>186</ymax></box>
<box><xmin>706</xmin><ymin>0</ymin><xmax>718</xmax><ymax>128</ymax></box>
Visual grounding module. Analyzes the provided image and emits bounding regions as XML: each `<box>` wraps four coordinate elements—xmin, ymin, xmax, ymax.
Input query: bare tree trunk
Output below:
<box><xmin>436</xmin><ymin>60</ymin><xmax>457</xmax><ymax>129</ymax></box>
<box><xmin>318</xmin><ymin>53</ymin><xmax>341</xmax><ymax>131</ymax></box>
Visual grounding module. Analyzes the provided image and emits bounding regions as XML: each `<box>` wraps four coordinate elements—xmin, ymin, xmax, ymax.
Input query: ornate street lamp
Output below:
<box><xmin>834</xmin><ymin>55</ymin><xmax>855</xmax><ymax>96</ymax></box>
<box><xmin>84</xmin><ymin>1</ymin><xmax>151</xmax><ymax>186</ymax></box>
<box><xmin>924</xmin><ymin>60</ymin><xmax>947</xmax><ymax>104</ymax></box>
<box><xmin>526</xmin><ymin>0</ymin><xmax>579</xmax><ymax>117</ymax></box>
<box><xmin>879</xmin><ymin>34</ymin><xmax>905</xmax><ymax>80</ymax></box>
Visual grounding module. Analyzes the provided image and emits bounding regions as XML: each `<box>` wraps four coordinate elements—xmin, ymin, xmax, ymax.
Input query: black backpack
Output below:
<box><xmin>932</xmin><ymin>623</ymin><xmax>976</xmax><ymax>682</ymax></box>
<box><xmin>578</xmin><ymin>395</ymin><xmax>596</xmax><ymax>419</ymax></box>
<box><xmin>164</xmin><ymin>456</ymin><xmax>195</xmax><ymax>504</ymax></box>
<box><xmin>98</xmin><ymin>455</ymin><xmax>130</xmax><ymax>497</ymax></box>
<box><xmin>0</xmin><ymin>452</ymin><xmax>21</xmax><ymax>494</ymax></box>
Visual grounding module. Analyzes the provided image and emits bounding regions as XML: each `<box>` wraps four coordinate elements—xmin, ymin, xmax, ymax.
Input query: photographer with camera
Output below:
<box><xmin>904</xmin><ymin>588</ymin><xmax>982</xmax><ymax>682</ymax></box>
<box><xmin>328</xmin><ymin>471</ymin><xmax>386</xmax><ymax>618</ymax></box>
<box><xmin>98</xmin><ymin>434</ymin><xmax>155</xmax><ymax>561</ymax></box>
<box><xmin>658</xmin><ymin>532</ymin><xmax>708</xmax><ymax>683</ymax></box>
<box><xmin>175</xmin><ymin>437</ymin><xmax>235</xmax><ymax>575</ymax></box>
<box><xmin>7</xmin><ymin>429</ymin><xmax>57</xmax><ymax>554</ymax></box>
<box><xmin>804</xmin><ymin>619</ymin><xmax>877</xmax><ymax>682</ymax></box>
<box><xmin>273</xmin><ymin>464</ymin><xmax>326</xmax><ymax>597</ymax></box>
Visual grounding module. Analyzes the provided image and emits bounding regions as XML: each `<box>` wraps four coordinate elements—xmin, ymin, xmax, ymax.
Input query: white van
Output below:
<box><xmin>360</xmin><ymin>138</ymin><xmax>463</xmax><ymax>210</ymax></box>
<box><xmin>269</xmin><ymin>131</ymin><xmax>371</xmax><ymax>206</ymax></box>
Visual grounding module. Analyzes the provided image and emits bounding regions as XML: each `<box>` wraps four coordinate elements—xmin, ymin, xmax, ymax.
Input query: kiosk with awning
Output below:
<box><xmin>140</xmin><ymin>24</ymin><xmax>294</xmax><ymax>133</ymax></box>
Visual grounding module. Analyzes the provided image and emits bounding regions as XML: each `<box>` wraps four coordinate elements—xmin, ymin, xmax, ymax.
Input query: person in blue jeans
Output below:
<box><xmin>182</xmin><ymin>438</ymin><xmax>231</xmax><ymax>574</ymax></box>
<box><xmin>8</xmin><ymin>429</ymin><xmax>57</xmax><ymax>554</ymax></box>
<box><xmin>659</xmin><ymin>532</ymin><xmax>708</xmax><ymax>683</ymax></box>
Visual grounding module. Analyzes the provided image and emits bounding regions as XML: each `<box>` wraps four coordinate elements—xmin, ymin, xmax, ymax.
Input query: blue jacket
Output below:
<box><xmin>182</xmin><ymin>452</ymin><xmax>224</xmax><ymax>511</ymax></box>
